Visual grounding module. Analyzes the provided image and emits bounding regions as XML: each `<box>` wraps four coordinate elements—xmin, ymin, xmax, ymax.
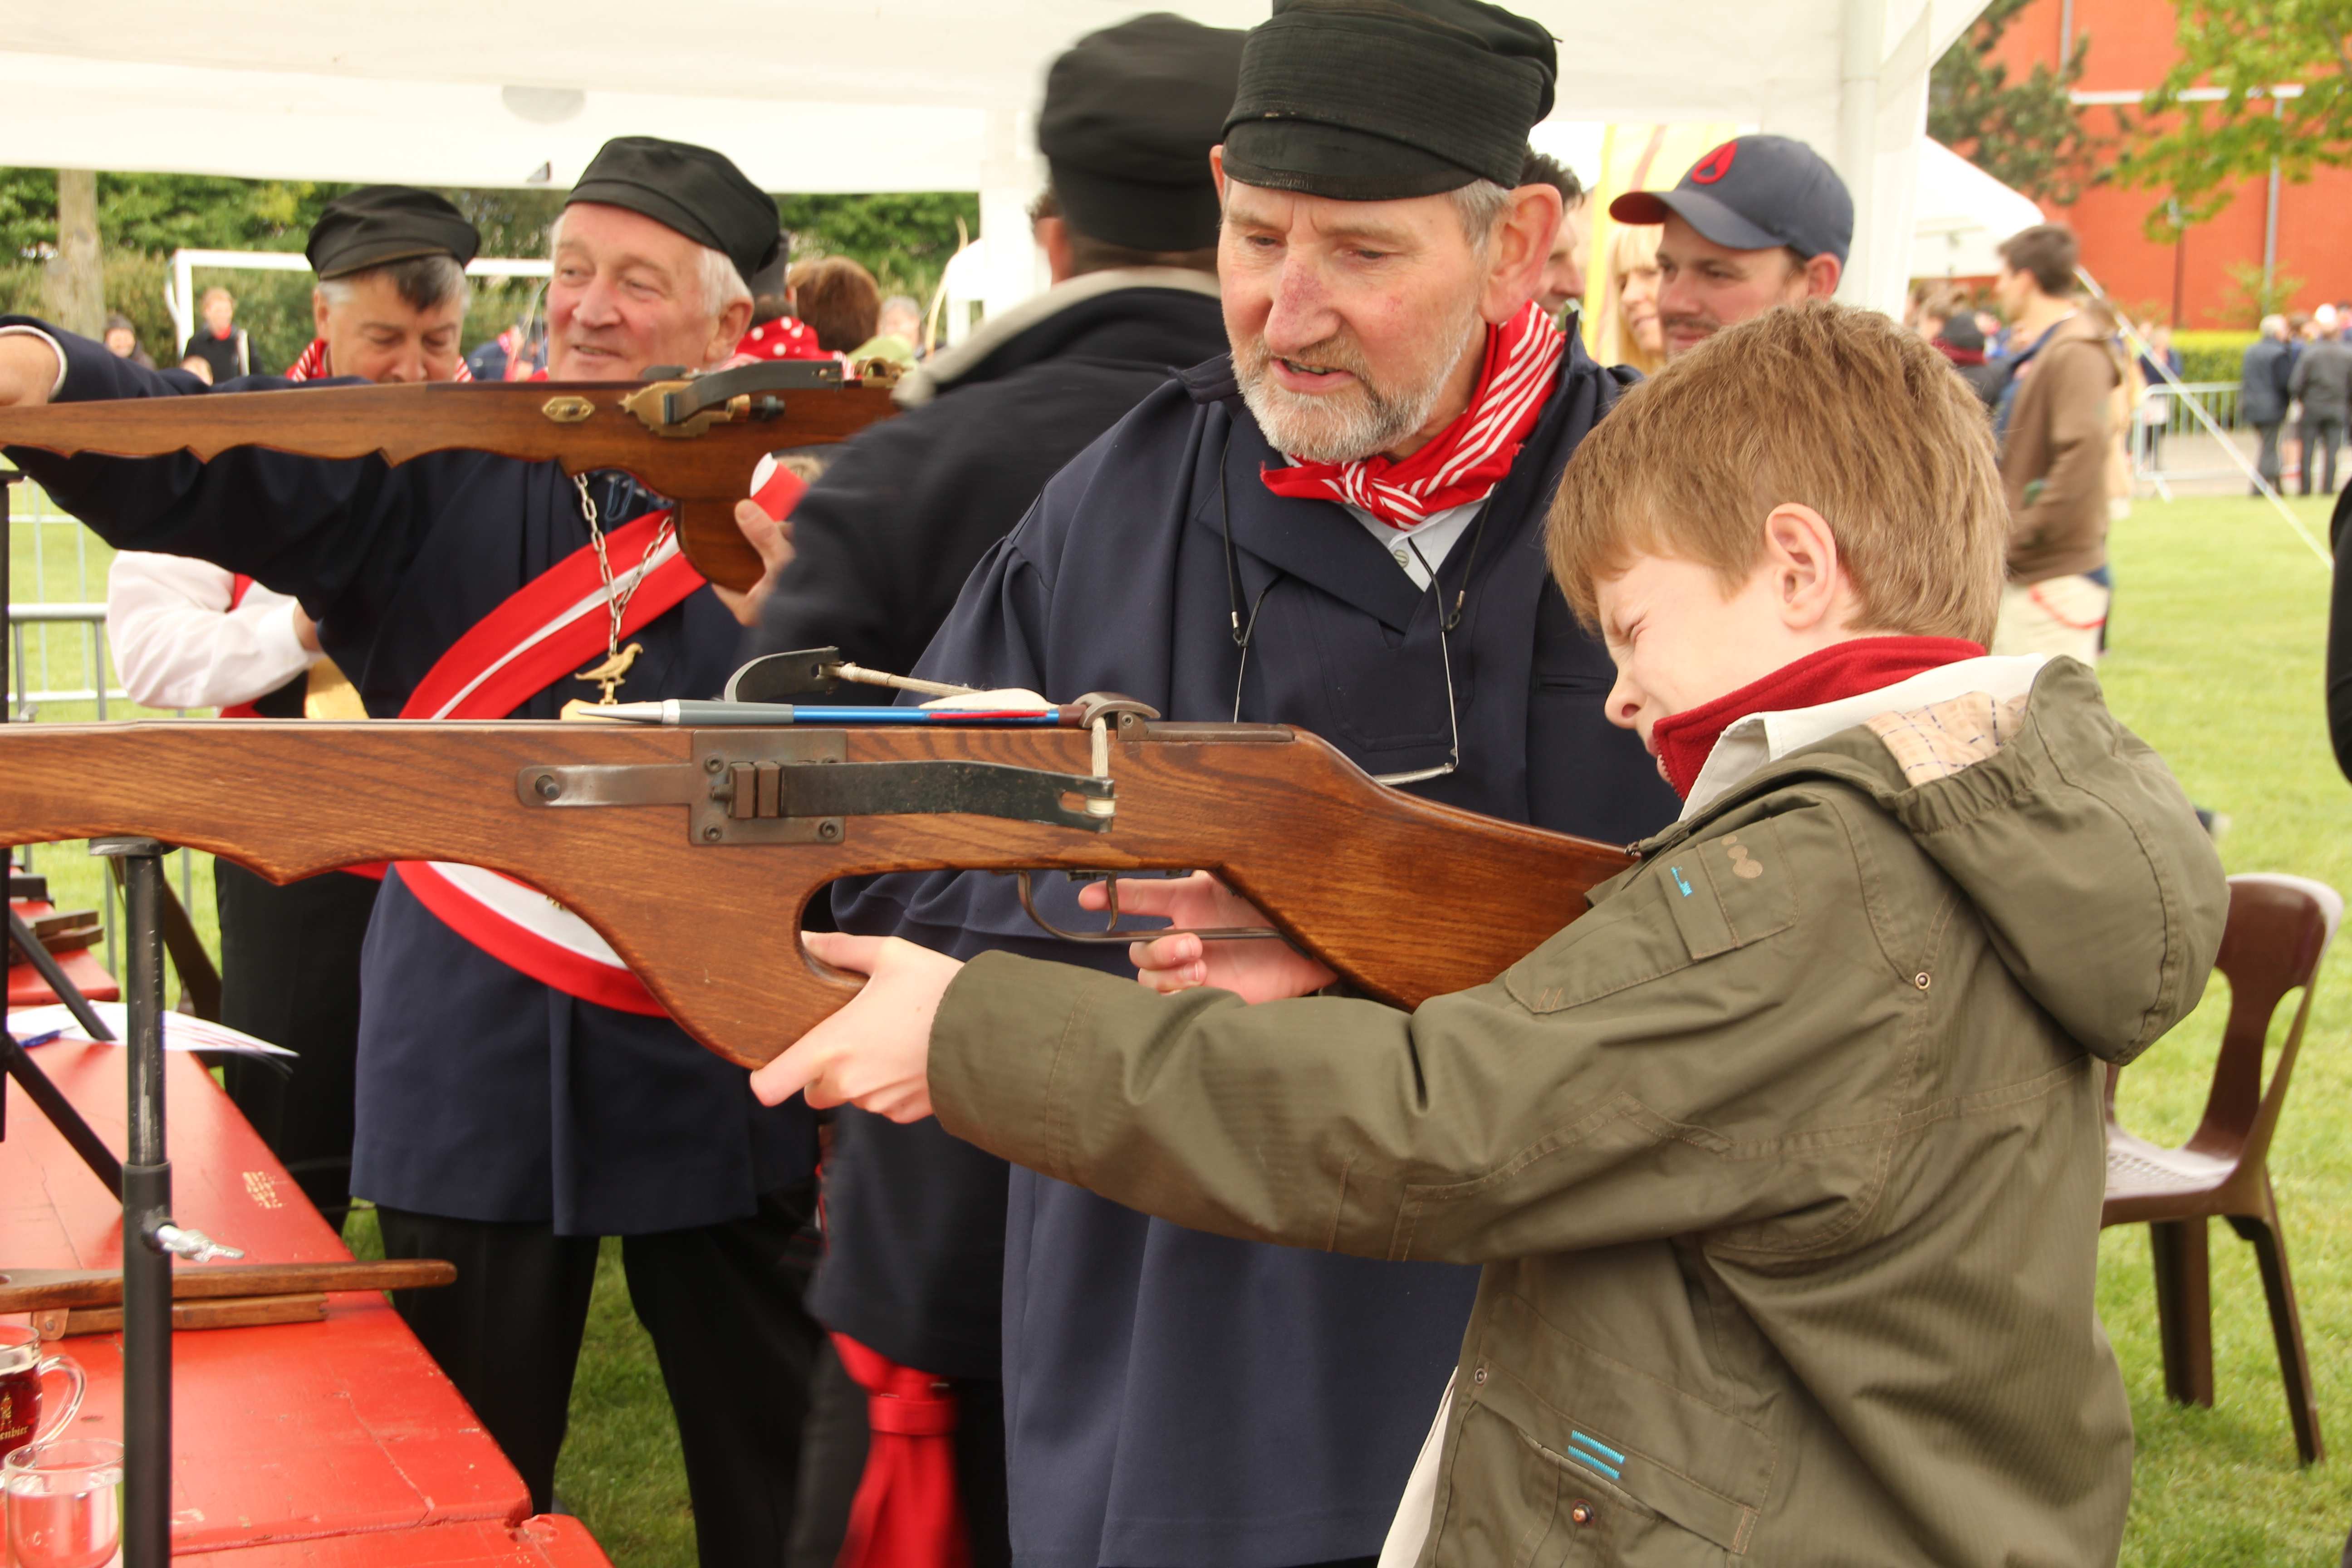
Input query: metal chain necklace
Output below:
<box><xmin>572</xmin><ymin>473</ymin><xmax>675</xmax><ymax>704</ymax></box>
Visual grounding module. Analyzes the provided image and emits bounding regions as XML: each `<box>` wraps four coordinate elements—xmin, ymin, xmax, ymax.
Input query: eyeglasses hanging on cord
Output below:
<box><xmin>1217</xmin><ymin>425</ymin><xmax>1490</xmax><ymax>787</ymax></box>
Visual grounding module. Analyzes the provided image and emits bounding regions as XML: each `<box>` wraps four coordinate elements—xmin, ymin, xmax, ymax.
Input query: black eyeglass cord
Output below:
<box><xmin>1217</xmin><ymin>420</ymin><xmax>1494</xmax><ymax>737</ymax></box>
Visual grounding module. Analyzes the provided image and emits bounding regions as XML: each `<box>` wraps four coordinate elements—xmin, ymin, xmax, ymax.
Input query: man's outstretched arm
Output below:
<box><xmin>0</xmin><ymin>319</ymin><xmax>431</xmax><ymax>617</ymax></box>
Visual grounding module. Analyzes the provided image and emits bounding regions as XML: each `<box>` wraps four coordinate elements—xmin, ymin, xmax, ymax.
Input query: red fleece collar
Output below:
<box><xmin>1649</xmin><ymin>637</ymin><xmax>1986</xmax><ymax>800</ymax></box>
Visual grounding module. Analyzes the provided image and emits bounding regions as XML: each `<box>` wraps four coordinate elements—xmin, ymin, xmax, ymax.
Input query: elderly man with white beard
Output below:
<box><xmin>792</xmin><ymin>2</ymin><xmax>1676</xmax><ymax>1563</ymax></box>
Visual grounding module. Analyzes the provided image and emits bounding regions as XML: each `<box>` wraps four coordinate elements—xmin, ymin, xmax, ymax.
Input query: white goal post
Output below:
<box><xmin>166</xmin><ymin>248</ymin><xmax>553</xmax><ymax>354</ymax></box>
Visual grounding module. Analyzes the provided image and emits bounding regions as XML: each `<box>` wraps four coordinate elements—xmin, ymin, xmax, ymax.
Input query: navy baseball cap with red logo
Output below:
<box><xmin>1608</xmin><ymin>134</ymin><xmax>1853</xmax><ymax>265</ymax></box>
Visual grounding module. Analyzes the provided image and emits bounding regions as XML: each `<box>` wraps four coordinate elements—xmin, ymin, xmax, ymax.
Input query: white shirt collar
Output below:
<box><xmin>1680</xmin><ymin>654</ymin><xmax>2050</xmax><ymax>820</ymax></box>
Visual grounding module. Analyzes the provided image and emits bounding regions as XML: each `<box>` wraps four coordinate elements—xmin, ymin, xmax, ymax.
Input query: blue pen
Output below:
<box><xmin>594</xmin><ymin>700</ymin><xmax>1064</xmax><ymax>727</ymax></box>
<box><xmin>12</xmin><ymin>1028</ymin><xmax>65</xmax><ymax>1047</ymax></box>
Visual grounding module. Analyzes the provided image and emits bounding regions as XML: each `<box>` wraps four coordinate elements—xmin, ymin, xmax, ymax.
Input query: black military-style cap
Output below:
<box><xmin>306</xmin><ymin>186</ymin><xmax>480</xmax><ymax>280</ymax></box>
<box><xmin>1038</xmin><ymin>13</ymin><xmax>1246</xmax><ymax>252</ymax></box>
<box><xmin>566</xmin><ymin>136</ymin><xmax>781</xmax><ymax>282</ymax></box>
<box><xmin>1221</xmin><ymin>0</ymin><xmax>1556</xmax><ymax>201</ymax></box>
<box><xmin>1609</xmin><ymin>135</ymin><xmax>1854</xmax><ymax>266</ymax></box>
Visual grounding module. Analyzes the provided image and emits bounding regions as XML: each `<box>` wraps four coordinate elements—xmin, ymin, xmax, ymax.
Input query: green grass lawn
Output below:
<box><xmin>14</xmin><ymin>485</ymin><xmax>2352</xmax><ymax>1564</ymax></box>
<box><xmin>2096</xmin><ymin>492</ymin><xmax>2352</xmax><ymax>1566</ymax></box>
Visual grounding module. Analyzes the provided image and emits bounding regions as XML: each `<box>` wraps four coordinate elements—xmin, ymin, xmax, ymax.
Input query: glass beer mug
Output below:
<box><xmin>0</xmin><ymin>1325</ymin><xmax>85</xmax><ymax>1462</ymax></box>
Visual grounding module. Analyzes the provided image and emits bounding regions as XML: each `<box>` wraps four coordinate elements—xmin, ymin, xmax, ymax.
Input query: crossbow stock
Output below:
<box><xmin>0</xmin><ymin>686</ymin><xmax>1632</xmax><ymax>1068</ymax></box>
<box><xmin>0</xmin><ymin>359</ymin><xmax>897</xmax><ymax>591</ymax></box>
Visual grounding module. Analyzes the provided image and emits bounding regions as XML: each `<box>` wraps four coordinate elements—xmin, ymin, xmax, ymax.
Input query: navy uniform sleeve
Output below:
<box><xmin>745</xmin><ymin>424</ymin><xmax>926</xmax><ymax>675</ymax></box>
<box><xmin>3</xmin><ymin>318</ymin><xmax>438</xmax><ymax>623</ymax></box>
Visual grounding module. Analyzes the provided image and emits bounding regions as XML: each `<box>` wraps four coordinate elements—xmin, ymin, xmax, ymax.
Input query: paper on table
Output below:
<box><xmin>6</xmin><ymin>1002</ymin><xmax>298</xmax><ymax>1057</ymax></box>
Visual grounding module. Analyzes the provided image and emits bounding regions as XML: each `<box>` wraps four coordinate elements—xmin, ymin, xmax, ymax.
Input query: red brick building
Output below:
<box><xmin>1989</xmin><ymin>0</ymin><xmax>2352</xmax><ymax>328</ymax></box>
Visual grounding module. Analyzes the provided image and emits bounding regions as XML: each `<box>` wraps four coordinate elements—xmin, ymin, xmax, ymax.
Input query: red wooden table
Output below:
<box><xmin>7</xmin><ymin>899</ymin><xmax>120</xmax><ymax>1006</ymax></box>
<box><xmin>0</xmin><ymin>1043</ymin><xmax>610</xmax><ymax>1564</ymax></box>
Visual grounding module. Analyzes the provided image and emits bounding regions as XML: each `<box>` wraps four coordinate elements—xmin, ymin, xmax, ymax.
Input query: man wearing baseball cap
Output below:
<box><xmin>1609</xmin><ymin>133</ymin><xmax>1851</xmax><ymax>359</ymax></box>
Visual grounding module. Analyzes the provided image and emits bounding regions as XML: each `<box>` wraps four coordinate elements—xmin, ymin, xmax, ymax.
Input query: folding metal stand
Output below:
<box><xmin>97</xmin><ymin>838</ymin><xmax>173</xmax><ymax>1568</ymax></box>
<box><xmin>3</xmin><ymin>848</ymin><xmax>241</xmax><ymax>1568</ymax></box>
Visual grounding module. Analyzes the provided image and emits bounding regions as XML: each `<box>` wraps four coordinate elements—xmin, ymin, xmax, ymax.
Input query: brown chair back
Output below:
<box><xmin>2161</xmin><ymin>875</ymin><xmax>2342</xmax><ymax>1177</ymax></box>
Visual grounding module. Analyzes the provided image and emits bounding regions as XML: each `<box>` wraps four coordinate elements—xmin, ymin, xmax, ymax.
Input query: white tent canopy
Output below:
<box><xmin>2</xmin><ymin>0</ymin><xmax>1989</xmax><ymax>320</ymax></box>
<box><xmin>1911</xmin><ymin>137</ymin><xmax>2047</xmax><ymax>281</ymax></box>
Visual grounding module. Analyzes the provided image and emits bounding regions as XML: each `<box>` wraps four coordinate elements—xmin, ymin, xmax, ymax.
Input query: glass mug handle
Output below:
<box><xmin>32</xmin><ymin>1352</ymin><xmax>84</xmax><ymax>1443</ymax></box>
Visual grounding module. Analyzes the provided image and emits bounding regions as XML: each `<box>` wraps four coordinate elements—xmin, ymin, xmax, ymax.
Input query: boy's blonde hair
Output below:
<box><xmin>1548</xmin><ymin>301</ymin><xmax>2005</xmax><ymax>645</ymax></box>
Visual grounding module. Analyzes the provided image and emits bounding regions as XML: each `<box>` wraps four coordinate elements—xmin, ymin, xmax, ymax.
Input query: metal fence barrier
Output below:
<box><xmin>2131</xmin><ymin>382</ymin><xmax>2249</xmax><ymax>495</ymax></box>
<box><xmin>10</xmin><ymin>602</ymin><xmax>127</xmax><ymax>715</ymax></box>
<box><xmin>6</xmin><ymin>598</ymin><xmax>199</xmax><ymax>973</ymax></box>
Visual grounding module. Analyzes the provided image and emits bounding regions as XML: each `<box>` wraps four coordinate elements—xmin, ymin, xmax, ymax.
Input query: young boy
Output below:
<box><xmin>753</xmin><ymin>303</ymin><xmax>2227</xmax><ymax>1565</ymax></box>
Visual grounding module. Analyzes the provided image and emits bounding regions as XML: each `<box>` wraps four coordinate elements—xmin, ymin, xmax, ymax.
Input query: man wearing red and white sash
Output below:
<box><xmin>105</xmin><ymin>185</ymin><xmax>480</xmax><ymax>1228</ymax></box>
<box><xmin>0</xmin><ymin>137</ymin><xmax>816</xmax><ymax>1567</ymax></box>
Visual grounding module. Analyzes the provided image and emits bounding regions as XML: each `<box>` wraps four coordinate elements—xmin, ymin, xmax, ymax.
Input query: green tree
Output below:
<box><xmin>776</xmin><ymin>192</ymin><xmax>978</xmax><ymax>304</ymax></box>
<box><xmin>1928</xmin><ymin>0</ymin><xmax>2107</xmax><ymax>204</ymax></box>
<box><xmin>2112</xmin><ymin>0</ymin><xmax>2352</xmax><ymax>231</ymax></box>
<box><xmin>0</xmin><ymin>169</ymin><xmax>981</xmax><ymax>365</ymax></box>
<box><xmin>0</xmin><ymin>168</ymin><xmax>351</xmax><ymax>256</ymax></box>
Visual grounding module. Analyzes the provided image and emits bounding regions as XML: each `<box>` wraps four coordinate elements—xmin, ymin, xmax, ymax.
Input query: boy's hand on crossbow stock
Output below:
<box><xmin>1082</xmin><ymin>872</ymin><xmax>1338</xmax><ymax>1003</ymax></box>
<box><xmin>749</xmin><ymin>880</ymin><xmax>1336</xmax><ymax>1122</ymax></box>
<box><xmin>750</xmin><ymin>932</ymin><xmax>960</xmax><ymax>1122</ymax></box>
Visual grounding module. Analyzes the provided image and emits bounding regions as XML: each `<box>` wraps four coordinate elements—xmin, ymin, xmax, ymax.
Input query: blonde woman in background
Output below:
<box><xmin>1592</xmin><ymin>222</ymin><xmax>1666</xmax><ymax>375</ymax></box>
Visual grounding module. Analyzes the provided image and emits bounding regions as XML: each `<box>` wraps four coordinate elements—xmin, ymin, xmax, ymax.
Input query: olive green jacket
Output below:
<box><xmin>930</xmin><ymin>658</ymin><xmax>2227</xmax><ymax>1566</ymax></box>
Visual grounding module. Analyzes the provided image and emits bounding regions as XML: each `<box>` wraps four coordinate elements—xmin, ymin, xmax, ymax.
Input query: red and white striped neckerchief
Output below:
<box><xmin>283</xmin><ymin>338</ymin><xmax>474</xmax><ymax>382</ymax></box>
<box><xmin>1259</xmin><ymin>299</ymin><xmax>1563</xmax><ymax>529</ymax></box>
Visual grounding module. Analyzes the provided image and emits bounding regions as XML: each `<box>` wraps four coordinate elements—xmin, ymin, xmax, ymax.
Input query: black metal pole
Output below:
<box><xmin>96</xmin><ymin>838</ymin><xmax>170</xmax><ymax>1568</ymax></box>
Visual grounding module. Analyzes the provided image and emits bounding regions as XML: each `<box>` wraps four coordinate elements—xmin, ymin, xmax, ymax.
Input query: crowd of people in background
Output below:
<box><xmin>2261</xmin><ymin>306</ymin><xmax>2352</xmax><ymax>496</ymax></box>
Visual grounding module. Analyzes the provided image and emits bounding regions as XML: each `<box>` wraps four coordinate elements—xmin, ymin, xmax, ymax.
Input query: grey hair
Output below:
<box><xmin>549</xmin><ymin>211</ymin><xmax>750</xmax><ymax>325</ymax></box>
<box><xmin>317</xmin><ymin>254</ymin><xmax>470</xmax><ymax>315</ymax></box>
<box><xmin>2261</xmin><ymin>313</ymin><xmax>2288</xmax><ymax>337</ymax></box>
<box><xmin>1449</xmin><ymin>179</ymin><xmax>1513</xmax><ymax>248</ymax></box>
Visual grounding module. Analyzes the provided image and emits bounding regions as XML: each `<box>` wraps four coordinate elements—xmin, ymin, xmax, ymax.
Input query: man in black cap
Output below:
<box><xmin>737</xmin><ymin>2</ymin><xmax>1673</xmax><ymax>1563</ymax></box>
<box><xmin>0</xmin><ymin>136</ymin><xmax>820</xmax><ymax>1568</ymax></box>
<box><xmin>728</xmin><ymin>17</ymin><xmax>1240</xmax><ymax>1562</ymax></box>
<box><xmin>108</xmin><ymin>186</ymin><xmax>482</xmax><ymax>1232</ymax></box>
<box><xmin>1609</xmin><ymin>133</ymin><xmax>1851</xmax><ymax>360</ymax></box>
<box><xmin>284</xmin><ymin>185</ymin><xmax>480</xmax><ymax>382</ymax></box>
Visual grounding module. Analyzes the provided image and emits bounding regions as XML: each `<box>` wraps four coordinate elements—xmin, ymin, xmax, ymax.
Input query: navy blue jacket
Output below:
<box><xmin>748</xmin><ymin>273</ymin><xmax>1228</xmax><ymax>679</ymax></box>
<box><xmin>828</xmin><ymin>338</ymin><xmax>1676</xmax><ymax>1566</ymax></box>
<box><xmin>2</xmin><ymin>321</ymin><xmax>813</xmax><ymax>1235</ymax></box>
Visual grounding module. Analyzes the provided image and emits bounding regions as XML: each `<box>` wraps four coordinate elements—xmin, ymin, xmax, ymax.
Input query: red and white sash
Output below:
<box><xmin>392</xmin><ymin>507</ymin><xmax>705</xmax><ymax>1014</ymax></box>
